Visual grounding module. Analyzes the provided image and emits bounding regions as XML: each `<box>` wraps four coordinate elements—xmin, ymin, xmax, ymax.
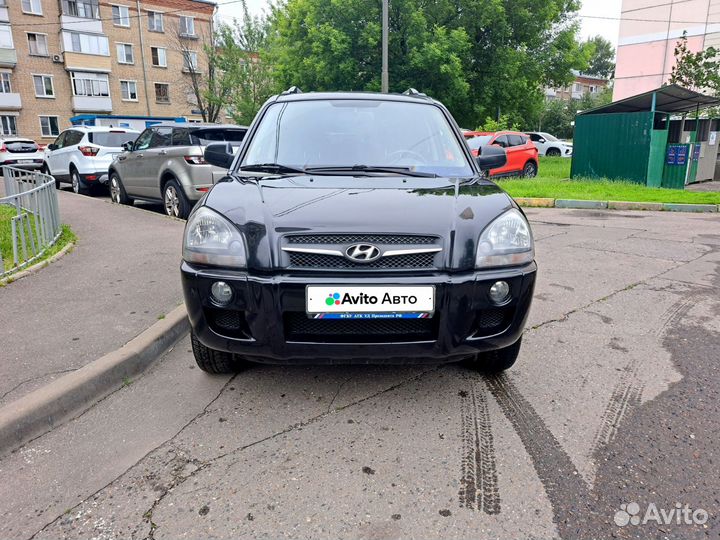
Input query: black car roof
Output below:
<box><xmin>271</xmin><ymin>90</ymin><xmax>440</xmax><ymax>106</ymax></box>
<box><xmin>150</xmin><ymin>123</ymin><xmax>248</xmax><ymax>130</ymax></box>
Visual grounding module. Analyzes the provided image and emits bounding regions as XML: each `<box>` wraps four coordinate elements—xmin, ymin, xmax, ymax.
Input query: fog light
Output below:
<box><xmin>489</xmin><ymin>281</ymin><xmax>510</xmax><ymax>305</ymax></box>
<box><xmin>210</xmin><ymin>281</ymin><xmax>233</xmax><ymax>305</ymax></box>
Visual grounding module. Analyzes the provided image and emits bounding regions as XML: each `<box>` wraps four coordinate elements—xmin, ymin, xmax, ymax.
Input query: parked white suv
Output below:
<box><xmin>0</xmin><ymin>138</ymin><xmax>45</xmax><ymax>172</ymax></box>
<box><xmin>43</xmin><ymin>126</ymin><xmax>139</xmax><ymax>194</ymax></box>
<box><xmin>527</xmin><ymin>132</ymin><xmax>573</xmax><ymax>157</ymax></box>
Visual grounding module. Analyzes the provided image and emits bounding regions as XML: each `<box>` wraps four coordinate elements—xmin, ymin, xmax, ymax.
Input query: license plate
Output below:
<box><xmin>19</xmin><ymin>159</ymin><xmax>33</xmax><ymax>164</ymax></box>
<box><xmin>306</xmin><ymin>286</ymin><xmax>435</xmax><ymax>315</ymax></box>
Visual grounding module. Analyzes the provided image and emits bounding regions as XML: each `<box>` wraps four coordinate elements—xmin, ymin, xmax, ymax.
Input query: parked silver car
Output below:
<box><xmin>108</xmin><ymin>123</ymin><xmax>247</xmax><ymax>218</ymax></box>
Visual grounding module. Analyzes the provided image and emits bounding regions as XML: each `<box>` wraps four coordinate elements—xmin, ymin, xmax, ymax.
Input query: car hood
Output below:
<box><xmin>203</xmin><ymin>174</ymin><xmax>515</xmax><ymax>271</ymax></box>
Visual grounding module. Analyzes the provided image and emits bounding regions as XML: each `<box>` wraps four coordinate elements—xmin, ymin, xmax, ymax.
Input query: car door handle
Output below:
<box><xmin>159</xmin><ymin>150</ymin><xmax>167</xmax><ymax>155</ymax></box>
<box><xmin>136</xmin><ymin>153</ymin><xmax>143</xmax><ymax>158</ymax></box>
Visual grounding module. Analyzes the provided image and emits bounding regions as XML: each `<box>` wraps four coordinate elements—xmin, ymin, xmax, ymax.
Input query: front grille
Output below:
<box><xmin>284</xmin><ymin>312</ymin><xmax>437</xmax><ymax>343</ymax></box>
<box><xmin>476</xmin><ymin>309</ymin><xmax>506</xmax><ymax>328</ymax></box>
<box><xmin>287</xmin><ymin>234</ymin><xmax>436</xmax><ymax>245</ymax></box>
<box><xmin>206</xmin><ymin>308</ymin><xmax>252</xmax><ymax>339</ymax></box>
<box><xmin>289</xmin><ymin>251</ymin><xmax>435</xmax><ymax>270</ymax></box>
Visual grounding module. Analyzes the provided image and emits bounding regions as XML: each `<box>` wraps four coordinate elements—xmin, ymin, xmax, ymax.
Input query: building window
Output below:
<box><xmin>151</xmin><ymin>46</ymin><xmax>166</xmax><ymax>67</ymax></box>
<box><xmin>1</xmin><ymin>116</ymin><xmax>17</xmax><ymax>136</ymax></box>
<box><xmin>33</xmin><ymin>74</ymin><xmax>54</xmax><ymax>98</ymax></box>
<box><xmin>116</xmin><ymin>43</ymin><xmax>134</xmax><ymax>64</ymax></box>
<box><xmin>0</xmin><ymin>72</ymin><xmax>11</xmax><ymax>93</ymax></box>
<box><xmin>111</xmin><ymin>5</ymin><xmax>130</xmax><ymax>27</ymax></box>
<box><xmin>154</xmin><ymin>83</ymin><xmax>169</xmax><ymax>103</ymax></box>
<box><xmin>62</xmin><ymin>0</ymin><xmax>99</xmax><ymax>19</ymax></box>
<box><xmin>0</xmin><ymin>25</ymin><xmax>13</xmax><ymax>49</ymax></box>
<box><xmin>183</xmin><ymin>51</ymin><xmax>198</xmax><ymax>72</ymax></box>
<box><xmin>71</xmin><ymin>72</ymin><xmax>109</xmax><ymax>96</ymax></box>
<box><xmin>179</xmin><ymin>16</ymin><xmax>195</xmax><ymax>36</ymax></box>
<box><xmin>40</xmin><ymin>116</ymin><xmax>60</xmax><ymax>137</ymax></box>
<box><xmin>27</xmin><ymin>33</ymin><xmax>49</xmax><ymax>56</ymax></box>
<box><xmin>120</xmin><ymin>80</ymin><xmax>137</xmax><ymax>101</ymax></box>
<box><xmin>22</xmin><ymin>0</ymin><xmax>43</xmax><ymax>15</ymax></box>
<box><xmin>147</xmin><ymin>11</ymin><xmax>163</xmax><ymax>32</ymax></box>
<box><xmin>65</xmin><ymin>31</ymin><xmax>109</xmax><ymax>55</ymax></box>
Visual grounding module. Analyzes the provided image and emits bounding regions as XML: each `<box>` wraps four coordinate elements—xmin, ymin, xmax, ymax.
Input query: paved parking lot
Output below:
<box><xmin>1</xmin><ymin>207</ymin><xmax>719</xmax><ymax>540</ymax></box>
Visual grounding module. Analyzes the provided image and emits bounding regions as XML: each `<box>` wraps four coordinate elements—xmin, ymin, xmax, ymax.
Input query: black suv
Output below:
<box><xmin>181</xmin><ymin>89</ymin><xmax>536</xmax><ymax>373</ymax></box>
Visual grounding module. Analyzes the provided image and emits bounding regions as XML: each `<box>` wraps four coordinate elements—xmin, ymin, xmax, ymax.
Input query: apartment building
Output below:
<box><xmin>614</xmin><ymin>0</ymin><xmax>720</xmax><ymax>101</ymax></box>
<box><xmin>0</xmin><ymin>0</ymin><xmax>216</xmax><ymax>141</ymax></box>
<box><xmin>545</xmin><ymin>70</ymin><xmax>610</xmax><ymax>101</ymax></box>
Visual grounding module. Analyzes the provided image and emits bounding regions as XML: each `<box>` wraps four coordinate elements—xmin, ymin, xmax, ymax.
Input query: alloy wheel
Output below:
<box><xmin>72</xmin><ymin>172</ymin><xmax>80</xmax><ymax>194</ymax></box>
<box><xmin>110</xmin><ymin>177</ymin><xmax>121</xmax><ymax>203</ymax></box>
<box><xmin>164</xmin><ymin>185</ymin><xmax>179</xmax><ymax>217</ymax></box>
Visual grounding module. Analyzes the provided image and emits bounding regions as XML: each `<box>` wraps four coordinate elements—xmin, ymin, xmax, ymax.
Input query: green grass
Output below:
<box><xmin>1</xmin><ymin>204</ymin><xmax>76</xmax><ymax>276</ymax></box>
<box><xmin>496</xmin><ymin>157</ymin><xmax>720</xmax><ymax>205</ymax></box>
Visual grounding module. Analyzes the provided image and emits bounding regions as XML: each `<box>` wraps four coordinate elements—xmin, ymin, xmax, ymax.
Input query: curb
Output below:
<box><xmin>0</xmin><ymin>303</ymin><xmax>189</xmax><ymax>457</ymax></box>
<box><xmin>516</xmin><ymin>199</ymin><xmax>718</xmax><ymax>213</ymax></box>
<box><xmin>555</xmin><ymin>199</ymin><xmax>608</xmax><ymax>209</ymax></box>
<box><xmin>0</xmin><ymin>241</ymin><xmax>75</xmax><ymax>286</ymax></box>
<box><xmin>663</xmin><ymin>202</ymin><xmax>718</xmax><ymax>213</ymax></box>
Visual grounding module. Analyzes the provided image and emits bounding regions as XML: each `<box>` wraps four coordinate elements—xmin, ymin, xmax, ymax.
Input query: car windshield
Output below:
<box><xmin>90</xmin><ymin>132</ymin><xmax>136</xmax><ymax>147</ymax></box>
<box><xmin>466</xmin><ymin>135</ymin><xmax>492</xmax><ymax>149</ymax></box>
<box><xmin>191</xmin><ymin>129</ymin><xmax>246</xmax><ymax>147</ymax></box>
<box><xmin>241</xmin><ymin>99</ymin><xmax>474</xmax><ymax>176</ymax></box>
<box><xmin>540</xmin><ymin>132</ymin><xmax>558</xmax><ymax>141</ymax></box>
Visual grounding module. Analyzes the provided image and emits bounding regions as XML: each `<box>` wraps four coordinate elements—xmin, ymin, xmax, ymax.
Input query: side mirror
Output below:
<box><xmin>47</xmin><ymin>144</ymin><xmax>57</xmax><ymax>151</ymax></box>
<box><xmin>537</xmin><ymin>138</ymin><xmax>546</xmax><ymax>144</ymax></box>
<box><xmin>122</xmin><ymin>141</ymin><xmax>134</xmax><ymax>151</ymax></box>
<box><xmin>204</xmin><ymin>142</ymin><xmax>234</xmax><ymax>169</ymax></box>
<box><xmin>476</xmin><ymin>145</ymin><xmax>507</xmax><ymax>171</ymax></box>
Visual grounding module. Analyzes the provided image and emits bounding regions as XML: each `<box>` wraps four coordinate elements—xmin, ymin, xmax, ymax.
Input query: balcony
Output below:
<box><xmin>60</xmin><ymin>1</ymin><xmax>102</xmax><ymax>33</ymax></box>
<box><xmin>0</xmin><ymin>92</ymin><xmax>21</xmax><ymax>109</ymax></box>
<box><xmin>0</xmin><ymin>47</ymin><xmax>16</xmax><ymax>68</ymax></box>
<box><xmin>64</xmin><ymin>52</ymin><xmax>111</xmax><ymax>72</ymax></box>
<box><xmin>72</xmin><ymin>95</ymin><xmax>112</xmax><ymax>112</ymax></box>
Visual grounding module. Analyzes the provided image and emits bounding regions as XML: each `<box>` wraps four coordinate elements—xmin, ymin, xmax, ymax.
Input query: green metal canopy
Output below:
<box><xmin>579</xmin><ymin>84</ymin><xmax>720</xmax><ymax>115</ymax></box>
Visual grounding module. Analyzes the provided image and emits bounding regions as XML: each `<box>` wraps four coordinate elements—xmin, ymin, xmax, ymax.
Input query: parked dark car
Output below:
<box><xmin>181</xmin><ymin>89</ymin><xmax>536</xmax><ymax>374</ymax></box>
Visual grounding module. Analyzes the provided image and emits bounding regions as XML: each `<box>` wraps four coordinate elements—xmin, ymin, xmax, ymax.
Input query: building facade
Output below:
<box><xmin>614</xmin><ymin>0</ymin><xmax>720</xmax><ymax>101</ymax></box>
<box><xmin>545</xmin><ymin>71</ymin><xmax>610</xmax><ymax>101</ymax></box>
<box><xmin>0</xmin><ymin>0</ymin><xmax>215</xmax><ymax>141</ymax></box>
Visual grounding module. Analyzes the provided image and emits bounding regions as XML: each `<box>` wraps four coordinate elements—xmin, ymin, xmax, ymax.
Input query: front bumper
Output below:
<box><xmin>182</xmin><ymin>262</ymin><xmax>537</xmax><ymax>364</ymax></box>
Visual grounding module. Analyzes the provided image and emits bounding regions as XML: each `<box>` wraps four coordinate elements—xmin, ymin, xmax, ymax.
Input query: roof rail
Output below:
<box><xmin>281</xmin><ymin>86</ymin><xmax>303</xmax><ymax>95</ymax></box>
<box><xmin>402</xmin><ymin>88</ymin><xmax>427</xmax><ymax>98</ymax></box>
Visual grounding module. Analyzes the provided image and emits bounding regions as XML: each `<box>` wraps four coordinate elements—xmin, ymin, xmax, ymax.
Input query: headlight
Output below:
<box><xmin>475</xmin><ymin>209</ymin><xmax>534</xmax><ymax>268</ymax></box>
<box><xmin>183</xmin><ymin>206</ymin><xmax>247</xmax><ymax>267</ymax></box>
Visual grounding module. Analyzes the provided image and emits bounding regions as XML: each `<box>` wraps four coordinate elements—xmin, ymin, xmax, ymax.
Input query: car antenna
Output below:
<box><xmin>402</xmin><ymin>88</ymin><xmax>427</xmax><ymax>98</ymax></box>
<box><xmin>281</xmin><ymin>86</ymin><xmax>303</xmax><ymax>95</ymax></box>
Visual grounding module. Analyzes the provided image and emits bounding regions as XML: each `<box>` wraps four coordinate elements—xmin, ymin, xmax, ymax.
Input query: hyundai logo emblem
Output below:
<box><xmin>345</xmin><ymin>243</ymin><xmax>381</xmax><ymax>262</ymax></box>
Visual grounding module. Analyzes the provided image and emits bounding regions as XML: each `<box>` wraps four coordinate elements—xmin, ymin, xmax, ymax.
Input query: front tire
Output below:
<box><xmin>163</xmin><ymin>179</ymin><xmax>191</xmax><ymax>219</ymax></box>
<box><xmin>521</xmin><ymin>161</ymin><xmax>538</xmax><ymax>178</ymax></box>
<box><xmin>191</xmin><ymin>332</ymin><xmax>246</xmax><ymax>374</ymax></box>
<box><xmin>109</xmin><ymin>173</ymin><xmax>133</xmax><ymax>205</ymax></box>
<box><xmin>546</xmin><ymin>147</ymin><xmax>561</xmax><ymax>157</ymax></box>
<box><xmin>467</xmin><ymin>337</ymin><xmax>523</xmax><ymax>373</ymax></box>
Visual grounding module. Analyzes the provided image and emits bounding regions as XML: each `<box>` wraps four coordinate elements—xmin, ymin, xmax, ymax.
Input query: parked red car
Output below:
<box><xmin>464</xmin><ymin>131</ymin><xmax>539</xmax><ymax>177</ymax></box>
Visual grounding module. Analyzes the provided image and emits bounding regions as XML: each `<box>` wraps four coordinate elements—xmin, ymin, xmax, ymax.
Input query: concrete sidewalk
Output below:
<box><xmin>0</xmin><ymin>190</ymin><xmax>184</xmax><ymax>406</ymax></box>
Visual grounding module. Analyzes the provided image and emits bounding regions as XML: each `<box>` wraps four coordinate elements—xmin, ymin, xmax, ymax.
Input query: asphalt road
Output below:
<box><xmin>1</xmin><ymin>208</ymin><xmax>719</xmax><ymax>540</ymax></box>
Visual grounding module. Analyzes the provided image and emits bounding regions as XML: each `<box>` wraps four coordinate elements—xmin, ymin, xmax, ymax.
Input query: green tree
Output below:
<box><xmin>670</xmin><ymin>31</ymin><xmax>720</xmax><ymax>94</ymax></box>
<box><xmin>581</xmin><ymin>35</ymin><xmax>615</xmax><ymax>78</ymax></box>
<box><xmin>215</xmin><ymin>2</ymin><xmax>276</xmax><ymax>125</ymax></box>
<box><xmin>268</xmin><ymin>0</ymin><xmax>586</xmax><ymax>127</ymax></box>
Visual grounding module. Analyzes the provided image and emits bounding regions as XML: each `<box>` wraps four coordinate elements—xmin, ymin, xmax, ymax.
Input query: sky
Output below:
<box><xmin>218</xmin><ymin>0</ymin><xmax>623</xmax><ymax>48</ymax></box>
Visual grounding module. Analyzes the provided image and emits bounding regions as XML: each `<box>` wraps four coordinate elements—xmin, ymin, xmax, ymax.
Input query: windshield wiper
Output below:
<box><xmin>238</xmin><ymin>163</ymin><xmax>309</xmax><ymax>175</ymax></box>
<box><xmin>305</xmin><ymin>165</ymin><xmax>437</xmax><ymax>178</ymax></box>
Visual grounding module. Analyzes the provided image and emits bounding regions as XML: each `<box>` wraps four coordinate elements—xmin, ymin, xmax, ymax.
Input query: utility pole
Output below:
<box><xmin>381</xmin><ymin>0</ymin><xmax>388</xmax><ymax>93</ymax></box>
